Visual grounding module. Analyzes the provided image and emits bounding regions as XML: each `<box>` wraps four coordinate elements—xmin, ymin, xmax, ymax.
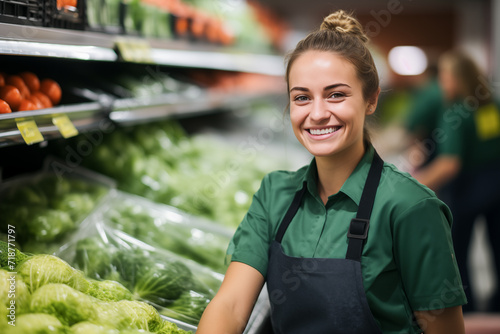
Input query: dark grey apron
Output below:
<box><xmin>267</xmin><ymin>152</ymin><xmax>384</xmax><ymax>334</ymax></box>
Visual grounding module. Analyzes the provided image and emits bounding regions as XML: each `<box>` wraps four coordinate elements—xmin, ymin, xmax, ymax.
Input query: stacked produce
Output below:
<box><xmin>0</xmin><ymin>172</ymin><xmax>109</xmax><ymax>254</ymax></box>
<box><xmin>0</xmin><ymin>242</ymin><xmax>191</xmax><ymax>333</ymax></box>
<box><xmin>0</xmin><ymin>72</ymin><xmax>62</xmax><ymax>113</ymax></box>
<box><xmin>86</xmin><ymin>0</ymin><xmax>280</xmax><ymax>51</ymax></box>
<box><xmin>74</xmin><ymin>120</ymin><xmax>281</xmax><ymax>228</ymax></box>
<box><xmin>56</xmin><ymin>212</ymin><xmax>224</xmax><ymax>326</ymax></box>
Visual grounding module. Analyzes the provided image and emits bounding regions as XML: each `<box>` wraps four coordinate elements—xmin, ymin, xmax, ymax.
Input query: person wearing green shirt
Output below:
<box><xmin>415</xmin><ymin>51</ymin><xmax>500</xmax><ymax>313</ymax></box>
<box><xmin>404</xmin><ymin>66</ymin><xmax>444</xmax><ymax>168</ymax></box>
<box><xmin>198</xmin><ymin>10</ymin><xmax>466</xmax><ymax>334</ymax></box>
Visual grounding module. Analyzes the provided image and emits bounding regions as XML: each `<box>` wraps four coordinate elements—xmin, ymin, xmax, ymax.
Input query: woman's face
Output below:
<box><xmin>288</xmin><ymin>50</ymin><xmax>376</xmax><ymax>159</ymax></box>
<box><xmin>439</xmin><ymin>62</ymin><xmax>460</xmax><ymax>101</ymax></box>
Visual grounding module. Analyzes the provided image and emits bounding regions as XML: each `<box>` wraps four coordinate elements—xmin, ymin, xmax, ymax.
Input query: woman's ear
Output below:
<box><xmin>366</xmin><ymin>87</ymin><xmax>381</xmax><ymax>115</ymax></box>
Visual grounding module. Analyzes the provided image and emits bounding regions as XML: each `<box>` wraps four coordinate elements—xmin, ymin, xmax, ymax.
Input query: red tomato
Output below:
<box><xmin>6</xmin><ymin>75</ymin><xmax>30</xmax><ymax>99</ymax></box>
<box><xmin>0</xmin><ymin>99</ymin><xmax>12</xmax><ymax>113</ymax></box>
<box><xmin>20</xmin><ymin>72</ymin><xmax>40</xmax><ymax>93</ymax></box>
<box><xmin>40</xmin><ymin>79</ymin><xmax>62</xmax><ymax>105</ymax></box>
<box><xmin>32</xmin><ymin>92</ymin><xmax>53</xmax><ymax>109</ymax></box>
<box><xmin>0</xmin><ymin>85</ymin><xmax>22</xmax><ymax>111</ymax></box>
<box><xmin>17</xmin><ymin>99</ymin><xmax>36</xmax><ymax>111</ymax></box>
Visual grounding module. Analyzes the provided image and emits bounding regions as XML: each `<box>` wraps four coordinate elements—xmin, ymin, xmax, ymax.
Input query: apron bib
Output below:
<box><xmin>267</xmin><ymin>151</ymin><xmax>384</xmax><ymax>334</ymax></box>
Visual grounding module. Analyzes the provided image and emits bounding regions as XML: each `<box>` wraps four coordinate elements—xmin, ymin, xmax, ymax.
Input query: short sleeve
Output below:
<box><xmin>438</xmin><ymin>108</ymin><xmax>465</xmax><ymax>157</ymax></box>
<box><xmin>393</xmin><ymin>197</ymin><xmax>467</xmax><ymax>311</ymax></box>
<box><xmin>226</xmin><ymin>175</ymin><xmax>272</xmax><ymax>278</ymax></box>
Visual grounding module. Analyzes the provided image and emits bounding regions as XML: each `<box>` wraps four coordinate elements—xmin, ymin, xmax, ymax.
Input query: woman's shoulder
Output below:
<box><xmin>380</xmin><ymin>161</ymin><xmax>439</xmax><ymax>203</ymax></box>
<box><xmin>262</xmin><ymin>164</ymin><xmax>309</xmax><ymax>193</ymax></box>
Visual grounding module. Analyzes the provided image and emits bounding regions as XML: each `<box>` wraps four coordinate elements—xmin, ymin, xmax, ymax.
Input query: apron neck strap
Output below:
<box><xmin>275</xmin><ymin>181</ymin><xmax>308</xmax><ymax>243</ymax></box>
<box><xmin>346</xmin><ymin>151</ymin><xmax>384</xmax><ymax>261</ymax></box>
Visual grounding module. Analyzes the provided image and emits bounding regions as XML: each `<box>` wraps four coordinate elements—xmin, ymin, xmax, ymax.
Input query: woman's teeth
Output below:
<box><xmin>309</xmin><ymin>127</ymin><xmax>340</xmax><ymax>135</ymax></box>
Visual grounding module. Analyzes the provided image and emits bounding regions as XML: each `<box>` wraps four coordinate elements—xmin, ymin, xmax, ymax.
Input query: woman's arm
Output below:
<box><xmin>415</xmin><ymin>306</ymin><xmax>465</xmax><ymax>334</ymax></box>
<box><xmin>413</xmin><ymin>155</ymin><xmax>461</xmax><ymax>191</ymax></box>
<box><xmin>197</xmin><ymin>261</ymin><xmax>265</xmax><ymax>334</ymax></box>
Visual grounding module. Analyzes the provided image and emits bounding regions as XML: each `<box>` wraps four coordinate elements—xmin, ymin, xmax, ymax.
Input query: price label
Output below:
<box><xmin>53</xmin><ymin>115</ymin><xmax>79</xmax><ymax>138</ymax></box>
<box><xmin>16</xmin><ymin>120</ymin><xmax>44</xmax><ymax>145</ymax></box>
<box><xmin>115</xmin><ymin>38</ymin><xmax>153</xmax><ymax>63</ymax></box>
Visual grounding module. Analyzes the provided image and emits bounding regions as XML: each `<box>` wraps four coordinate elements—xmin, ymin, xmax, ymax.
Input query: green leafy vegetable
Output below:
<box><xmin>2</xmin><ymin>313</ymin><xmax>67</xmax><ymax>334</ymax></box>
<box><xmin>70</xmin><ymin>322</ymin><xmax>119</xmax><ymax>334</ymax></box>
<box><xmin>87</xmin><ymin>280</ymin><xmax>133</xmax><ymax>302</ymax></box>
<box><xmin>112</xmin><ymin>247</ymin><xmax>194</xmax><ymax>304</ymax></box>
<box><xmin>0</xmin><ymin>240</ymin><xmax>28</xmax><ymax>268</ymax></box>
<box><xmin>30</xmin><ymin>283</ymin><xmax>96</xmax><ymax>326</ymax></box>
<box><xmin>0</xmin><ymin>175</ymin><xmax>108</xmax><ymax>253</ymax></box>
<box><xmin>91</xmin><ymin>300</ymin><xmax>162</xmax><ymax>332</ymax></box>
<box><xmin>160</xmin><ymin>290</ymin><xmax>211</xmax><ymax>325</ymax></box>
<box><xmin>0</xmin><ymin>269</ymin><xmax>31</xmax><ymax>315</ymax></box>
<box><xmin>18</xmin><ymin>255</ymin><xmax>90</xmax><ymax>293</ymax></box>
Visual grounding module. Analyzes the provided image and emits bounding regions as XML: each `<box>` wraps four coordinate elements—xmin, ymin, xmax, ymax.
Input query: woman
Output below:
<box><xmin>198</xmin><ymin>10</ymin><xmax>466</xmax><ymax>333</ymax></box>
<box><xmin>415</xmin><ymin>51</ymin><xmax>500</xmax><ymax>313</ymax></box>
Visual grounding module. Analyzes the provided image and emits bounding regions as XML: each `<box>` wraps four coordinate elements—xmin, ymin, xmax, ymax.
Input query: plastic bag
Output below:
<box><xmin>97</xmin><ymin>191</ymin><xmax>233</xmax><ymax>273</ymax></box>
<box><xmin>0</xmin><ymin>160</ymin><xmax>114</xmax><ymax>254</ymax></box>
<box><xmin>56</xmin><ymin>211</ymin><xmax>224</xmax><ymax>327</ymax></box>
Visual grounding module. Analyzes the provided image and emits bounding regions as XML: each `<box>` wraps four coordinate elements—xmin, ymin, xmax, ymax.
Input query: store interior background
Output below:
<box><xmin>1</xmin><ymin>0</ymin><xmax>499</xmax><ymax>331</ymax></box>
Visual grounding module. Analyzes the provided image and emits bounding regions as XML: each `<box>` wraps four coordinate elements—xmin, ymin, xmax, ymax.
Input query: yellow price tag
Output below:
<box><xmin>16</xmin><ymin>120</ymin><xmax>44</xmax><ymax>145</ymax></box>
<box><xmin>53</xmin><ymin>115</ymin><xmax>79</xmax><ymax>138</ymax></box>
<box><xmin>475</xmin><ymin>103</ymin><xmax>500</xmax><ymax>140</ymax></box>
<box><xmin>115</xmin><ymin>38</ymin><xmax>152</xmax><ymax>63</ymax></box>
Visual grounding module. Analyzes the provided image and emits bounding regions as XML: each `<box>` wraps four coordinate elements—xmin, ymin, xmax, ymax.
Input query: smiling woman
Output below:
<box><xmin>197</xmin><ymin>9</ymin><xmax>467</xmax><ymax>334</ymax></box>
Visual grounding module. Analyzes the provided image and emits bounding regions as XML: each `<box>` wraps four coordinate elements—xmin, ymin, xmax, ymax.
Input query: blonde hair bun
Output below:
<box><xmin>320</xmin><ymin>10</ymin><xmax>368</xmax><ymax>44</ymax></box>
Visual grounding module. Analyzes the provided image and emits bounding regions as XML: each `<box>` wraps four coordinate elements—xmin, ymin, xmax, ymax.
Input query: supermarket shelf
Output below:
<box><xmin>0</xmin><ymin>91</ymin><xmax>280</xmax><ymax>147</ymax></box>
<box><xmin>109</xmin><ymin>91</ymin><xmax>273</xmax><ymax>125</ymax></box>
<box><xmin>0</xmin><ymin>23</ymin><xmax>284</xmax><ymax>75</ymax></box>
<box><xmin>0</xmin><ymin>102</ymin><xmax>107</xmax><ymax>147</ymax></box>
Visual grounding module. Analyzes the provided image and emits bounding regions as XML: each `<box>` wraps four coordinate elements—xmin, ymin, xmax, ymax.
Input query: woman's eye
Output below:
<box><xmin>329</xmin><ymin>92</ymin><xmax>345</xmax><ymax>99</ymax></box>
<box><xmin>293</xmin><ymin>95</ymin><xmax>309</xmax><ymax>102</ymax></box>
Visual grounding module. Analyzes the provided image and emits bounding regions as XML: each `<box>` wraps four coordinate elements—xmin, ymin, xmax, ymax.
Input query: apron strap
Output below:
<box><xmin>275</xmin><ymin>181</ymin><xmax>308</xmax><ymax>243</ymax></box>
<box><xmin>346</xmin><ymin>151</ymin><xmax>384</xmax><ymax>262</ymax></box>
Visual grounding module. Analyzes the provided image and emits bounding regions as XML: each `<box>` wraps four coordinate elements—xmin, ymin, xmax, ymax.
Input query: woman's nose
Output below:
<box><xmin>309</xmin><ymin>99</ymin><xmax>330</xmax><ymax>122</ymax></box>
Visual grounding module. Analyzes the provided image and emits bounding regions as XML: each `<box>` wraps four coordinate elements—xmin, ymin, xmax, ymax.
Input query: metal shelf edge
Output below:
<box><xmin>0</xmin><ymin>23</ymin><xmax>284</xmax><ymax>75</ymax></box>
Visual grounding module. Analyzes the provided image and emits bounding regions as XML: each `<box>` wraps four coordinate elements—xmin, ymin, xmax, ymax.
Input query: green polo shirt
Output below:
<box><xmin>227</xmin><ymin>147</ymin><xmax>466</xmax><ymax>334</ymax></box>
<box><xmin>438</xmin><ymin>101</ymin><xmax>500</xmax><ymax>171</ymax></box>
<box><xmin>405</xmin><ymin>79</ymin><xmax>444</xmax><ymax>137</ymax></box>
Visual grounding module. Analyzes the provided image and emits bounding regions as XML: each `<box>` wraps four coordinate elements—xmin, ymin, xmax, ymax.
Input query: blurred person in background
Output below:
<box><xmin>404</xmin><ymin>63</ymin><xmax>444</xmax><ymax>170</ymax></box>
<box><xmin>414</xmin><ymin>50</ymin><xmax>500</xmax><ymax>313</ymax></box>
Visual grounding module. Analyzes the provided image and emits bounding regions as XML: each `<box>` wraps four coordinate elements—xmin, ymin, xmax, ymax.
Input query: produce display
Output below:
<box><xmin>85</xmin><ymin>0</ymin><xmax>282</xmax><ymax>51</ymax></box>
<box><xmin>0</xmin><ymin>72</ymin><xmax>62</xmax><ymax>113</ymax></box>
<box><xmin>0</xmin><ymin>171</ymin><xmax>110</xmax><ymax>254</ymax></box>
<box><xmin>100</xmin><ymin>191</ymin><xmax>232</xmax><ymax>273</ymax></box>
<box><xmin>73</xmin><ymin>120</ymin><xmax>282</xmax><ymax>228</ymax></box>
<box><xmin>56</xmin><ymin>216</ymin><xmax>224</xmax><ymax>326</ymax></box>
<box><xmin>0</xmin><ymin>242</ymin><xmax>191</xmax><ymax>333</ymax></box>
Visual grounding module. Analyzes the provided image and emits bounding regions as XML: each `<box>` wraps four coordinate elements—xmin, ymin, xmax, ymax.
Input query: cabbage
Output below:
<box><xmin>0</xmin><ymin>269</ymin><xmax>31</xmax><ymax>315</ymax></box>
<box><xmin>71</xmin><ymin>322</ymin><xmax>119</xmax><ymax>334</ymax></box>
<box><xmin>30</xmin><ymin>283</ymin><xmax>96</xmax><ymax>326</ymax></box>
<box><xmin>2</xmin><ymin>313</ymin><xmax>67</xmax><ymax>334</ymax></box>
<box><xmin>18</xmin><ymin>255</ymin><xmax>90</xmax><ymax>293</ymax></box>
<box><xmin>160</xmin><ymin>290</ymin><xmax>210</xmax><ymax>325</ymax></box>
<box><xmin>111</xmin><ymin>248</ymin><xmax>194</xmax><ymax>304</ymax></box>
<box><xmin>75</xmin><ymin>237</ymin><xmax>116</xmax><ymax>280</ymax></box>
<box><xmin>0</xmin><ymin>240</ymin><xmax>28</xmax><ymax>268</ymax></box>
<box><xmin>87</xmin><ymin>279</ymin><xmax>133</xmax><ymax>302</ymax></box>
<box><xmin>91</xmin><ymin>300</ymin><xmax>162</xmax><ymax>332</ymax></box>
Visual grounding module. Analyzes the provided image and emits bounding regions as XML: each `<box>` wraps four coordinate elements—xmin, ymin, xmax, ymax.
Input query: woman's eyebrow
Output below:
<box><xmin>324</xmin><ymin>83</ymin><xmax>351</xmax><ymax>90</ymax></box>
<box><xmin>289</xmin><ymin>83</ymin><xmax>351</xmax><ymax>94</ymax></box>
<box><xmin>289</xmin><ymin>86</ymin><xmax>309</xmax><ymax>93</ymax></box>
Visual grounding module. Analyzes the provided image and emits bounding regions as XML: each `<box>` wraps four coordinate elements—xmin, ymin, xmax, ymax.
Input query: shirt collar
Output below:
<box><xmin>301</xmin><ymin>146</ymin><xmax>375</xmax><ymax>206</ymax></box>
